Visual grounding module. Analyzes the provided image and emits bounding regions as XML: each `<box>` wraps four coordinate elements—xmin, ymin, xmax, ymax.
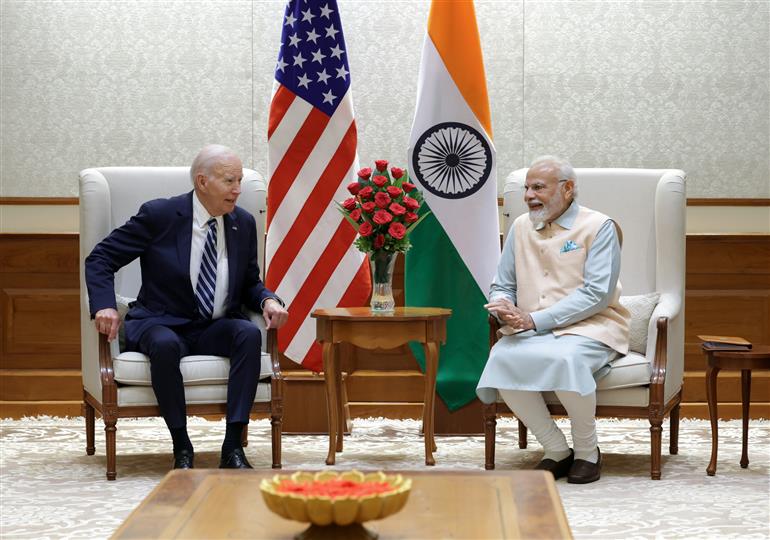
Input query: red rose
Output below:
<box><xmin>386</xmin><ymin>186</ymin><xmax>403</xmax><ymax>198</ymax></box>
<box><xmin>404</xmin><ymin>212</ymin><xmax>418</xmax><ymax>223</ymax></box>
<box><xmin>372</xmin><ymin>175</ymin><xmax>388</xmax><ymax>187</ymax></box>
<box><xmin>359</xmin><ymin>186</ymin><xmax>373</xmax><ymax>199</ymax></box>
<box><xmin>403</xmin><ymin>196</ymin><xmax>419</xmax><ymax>210</ymax></box>
<box><xmin>373</xmin><ymin>234</ymin><xmax>385</xmax><ymax>249</ymax></box>
<box><xmin>342</xmin><ymin>197</ymin><xmax>357</xmax><ymax>210</ymax></box>
<box><xmin>373</xmin><ymin>210</ymin><xmax>393</xmax><ymax>225</ymax></box>
<box><xmin>347</xmin><ymin>181</ymin><xmax>362</xmax><ymax>195</ymax></box>
<box><xmin>361</xmin><ymin>201</ymin><xmax>376</xmax><ymax>213</ymax></box>
<box><xmin>401</xmin><ymin>182</ymin><xmax>415</xmax><ymax>192</ymax></box>
<box><xmin>357</xmin><ymin>167</ymin><xmax>372</xmax><ymax>180</ymax></box>
<box><xmin>349</xmin><ymin>208</ymin><xmax>362</xmax><ymax>222</ymax></box>
<box><xmin>389</xmin><ymin>202</ymin><xmax>406</xmax><ymax>216</ymax></box>
<box><xmin>388</xmin><ymin>222</ymin><xmax>406</xmax><ymax>240</ymax></box>
<box><xmin>374</xmin><ymin>159</ymin><xmax>388</xmax><ymax>172</ymax></box>
<box><xmin>374</xmin><ymin>192</ymin><xmax>391</xmax><ymax>208</ymax></box>
<box><xmin>390</xmin><ymin>167</ymin><xmax>405</xmax><ymax>179</ymax></box>
<box><xmin>358</xmin><ymin>221</ymin><xmax>373</xmax><ymax>237</ymax></box>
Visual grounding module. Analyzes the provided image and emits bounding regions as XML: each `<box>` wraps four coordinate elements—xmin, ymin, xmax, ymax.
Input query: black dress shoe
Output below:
<box><xmin>568</xmin><ymin>447</ymin><xmax>602</xmax><ymax>484</ymax></box>
<box><xmin>534</xmin><ymin>449</ymin><xmax>574</xmax><ymax>480</ymax></box>
<box><xmin>173</xmin><ymin>449</ymin><xmax>194</xmax><ymax>470</ymax></box>
<box><xmin>219</xmin><ymin>448</ymin><xmax>253</xmax><ymax>469</ymax></box>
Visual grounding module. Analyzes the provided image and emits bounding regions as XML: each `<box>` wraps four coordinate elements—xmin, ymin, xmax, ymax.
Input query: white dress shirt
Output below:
<box><xmin>190</xmin><ymin>192</ymin><xmax>229</xmax><ymax>319</ymax></box>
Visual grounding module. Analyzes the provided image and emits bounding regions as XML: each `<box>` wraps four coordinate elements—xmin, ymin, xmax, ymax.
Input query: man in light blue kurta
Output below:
<box><xmin>477</xmin><ymin>156</ymin><xmax>630</xmax><ymax>484</ymax></box>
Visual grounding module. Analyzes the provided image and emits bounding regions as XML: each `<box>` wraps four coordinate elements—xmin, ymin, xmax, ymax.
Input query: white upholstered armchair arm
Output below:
<box><xmin>246</xmin><ymin>309</ymin><xmax>281</xmax><ymax>378</ymax></box>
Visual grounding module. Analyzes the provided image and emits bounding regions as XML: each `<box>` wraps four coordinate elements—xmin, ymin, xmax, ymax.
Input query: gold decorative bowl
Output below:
<box><xmin>260</xmin><ymin>470</ymin><xmax>411</xmax><ymax>530</ymax></box>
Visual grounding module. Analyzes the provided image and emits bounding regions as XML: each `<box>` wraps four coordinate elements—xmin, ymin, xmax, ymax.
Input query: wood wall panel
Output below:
<box><xmin>682</xmin><ymin>234</ymin><xmax>770</xmax><ymax>420</ymax></box>
<box><xmin>0</xmin><ymin>234</ymin><xmax>81</xmax><ymax>417</ymax></box>
<box><xmin>2</xmin><ymin>289</ymin><xmax>80</xmax><ymax>354</ymax></box>
<box><xmin>1</xmin><ymin>233</ymin><xmax>769</xmax><ymax>423</ymax></box>
<box><xmin>0</xmin><ymin>235</ymin><xmax>79</xmax><ymax>275</ymax></box>
<box><xmin>0</xmin><ymin>369</ymin><xmax>81</xmax><ymax>400</ymax></box>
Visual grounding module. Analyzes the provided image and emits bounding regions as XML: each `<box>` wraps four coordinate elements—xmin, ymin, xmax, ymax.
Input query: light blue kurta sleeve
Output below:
<box><xmin>529</xmin><ymin>220</ymin><xmax>621</xmax><ymax>331</ymax></box>
<box><xmin>489</xmin><ymin>223</ymin><xmax>517</xmax><ymax>305</ymax></box>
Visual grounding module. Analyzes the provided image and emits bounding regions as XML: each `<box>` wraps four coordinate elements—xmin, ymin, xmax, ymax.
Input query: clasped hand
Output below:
<box><xmin>484</xmin><ymin>298</ymin><xmax>535</xmax><ymax>331</ymax></box>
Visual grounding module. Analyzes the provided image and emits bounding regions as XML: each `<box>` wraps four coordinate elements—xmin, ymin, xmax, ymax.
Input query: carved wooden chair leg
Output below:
<box><xmin>84</xmin><ymin>401</ymin><xmax>95</xmax><ymax>456</ymax></box>
<box><xmin>241</xmin><ymin>424</ymin><xmax>249</xmax><ymax>447</ymax></box>
<box><xmin>271</xmin><ymin>413</ymin><xmax>282</xmax><ymax>469</ymax></box>
<box><xmin>669</xmin><ymin>404</ymin><xmax>680</xmax><ymax>455</ymax></box>
<box><xmin>518</xmin><ymin>419</ymin><xmax>528</xmax><ymax>449</ymax></box>
<box><xmin>105</xmin><ymin>418</ymin><xmax>117</xmax><ymax>481</ymax></box>
<box><xmin>483</xmin><ymin>403</ymin><xmax>497</xmax><ymax>470</ymax></box>
<box><xmin>649</xmin><ymin>417</ymin><xmax>663</xmax><ymax>480</ymax></box>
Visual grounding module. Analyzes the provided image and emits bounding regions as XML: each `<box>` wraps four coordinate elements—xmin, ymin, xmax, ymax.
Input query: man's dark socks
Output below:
<box><xmin>170</xmin><ymin>426</ymin><xmax>193</xmax><ymax>455</ymax></box>
<box><xmin>221</xmin><ymin>422</ymin><xmax>246</xmax><ymax>457</ymax></box>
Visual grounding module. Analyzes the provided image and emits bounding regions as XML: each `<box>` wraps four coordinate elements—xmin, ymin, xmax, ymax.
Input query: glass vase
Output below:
<box><xmin>370</xmin><ymin>251</ymin><xmax>397</xmax><ymax>313</ymax></box>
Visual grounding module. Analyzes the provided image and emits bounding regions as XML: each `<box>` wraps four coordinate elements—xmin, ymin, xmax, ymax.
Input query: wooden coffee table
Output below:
<box><xmin>112</xmin><ymin>469</ymin><xmax>572</xmax><ymax>539</ymax></box>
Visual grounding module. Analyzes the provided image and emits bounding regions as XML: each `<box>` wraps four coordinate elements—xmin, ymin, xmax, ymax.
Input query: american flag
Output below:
<box><xmin>265</xmin><ymin>0</ymin><xmax>370</xmax><ymax>371</ymax></box>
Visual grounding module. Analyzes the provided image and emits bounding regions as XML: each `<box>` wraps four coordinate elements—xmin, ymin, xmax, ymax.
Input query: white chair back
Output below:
<box><xmin>78</xmin><ymin>166</ymin><xmax>265</xmax><ymax>396</ymax></box>
<box><xmin>503</xmin><ymin>168</ymin><xmax>685</xmax><ymax>296</ymax></box>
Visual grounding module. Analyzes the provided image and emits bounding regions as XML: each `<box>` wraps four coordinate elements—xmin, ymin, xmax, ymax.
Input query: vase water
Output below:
<box><xmin>370</xmin><ymin>251</ymin><xmax>397</xmax><ymax>313</ymax></box>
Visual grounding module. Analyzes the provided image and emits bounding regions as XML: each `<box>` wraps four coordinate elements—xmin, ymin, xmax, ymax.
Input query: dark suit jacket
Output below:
<box><xmin>85</xmin><ymin>191</ymin><xmax>277</xmax><ymax>347</ymax></box>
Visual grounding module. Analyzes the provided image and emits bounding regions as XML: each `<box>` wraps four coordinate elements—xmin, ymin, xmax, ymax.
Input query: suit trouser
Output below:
<box><xmin>133</xmin><ymin>318</ymin><xmax>261</xmax><ymax>429</ymax></box>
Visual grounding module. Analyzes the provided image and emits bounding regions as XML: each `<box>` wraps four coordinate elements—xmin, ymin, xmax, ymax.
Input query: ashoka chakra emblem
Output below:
<box><xmin>411</xmin><ymin>122</ymin><xmax>492</xmax><ymax>199</ymax></box>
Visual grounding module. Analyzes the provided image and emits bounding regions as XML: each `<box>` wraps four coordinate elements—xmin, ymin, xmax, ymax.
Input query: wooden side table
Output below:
<box><xmin>312</xmin><ymin>307</ymin><xmax>451</xmax><ymax>466</ymax></box>
<box><xmin>702</xmin><ymin>344</ymin><xmax>770</xmax><ymax>476</ymax></box>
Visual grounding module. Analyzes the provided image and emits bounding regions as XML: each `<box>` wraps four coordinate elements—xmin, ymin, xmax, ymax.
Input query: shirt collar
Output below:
<box><xmin>534</xmin><ymin>199</ymin><xmax>579</xmax><ymax>231</ymax></box>
<box><xmin>192</xmin><ymin>191</ymin><xmax>219</xmax><ymax>229</ymax></box>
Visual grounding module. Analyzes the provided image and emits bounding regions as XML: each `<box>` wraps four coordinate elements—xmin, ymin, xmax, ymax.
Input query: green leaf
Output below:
<box><xmin>336</xmin><ymin>204</ymin><xmax>360</xmax><ymax>231</ymax></box>
<box><xmin>405</xmin><ymin>210</ymin><xmax>432</xmax><ymax>233</ymax></box>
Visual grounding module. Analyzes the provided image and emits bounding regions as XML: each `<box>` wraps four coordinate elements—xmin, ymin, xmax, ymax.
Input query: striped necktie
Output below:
<box><xmin>195</xmin><ymin>217</ymin><xmax>218</xmax><ymax>319</ymax></box>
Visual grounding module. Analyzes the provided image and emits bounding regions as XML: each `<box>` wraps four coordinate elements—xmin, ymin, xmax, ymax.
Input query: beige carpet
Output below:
<box><xmin>1</xmin><ymin>416</ymin><xmax>768</xmax><ymax>539</ymax></box>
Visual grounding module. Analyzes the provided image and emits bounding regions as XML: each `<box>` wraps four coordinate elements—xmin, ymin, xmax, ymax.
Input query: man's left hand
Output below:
<box><xmin>504</xmin><ymin>306</ymin><xmax>535</xmax><ymax>331</ymax></box>
<box><xmin>263</xmin><ymin>298</ymin><xmax>289</xmax><ymax>330</ymax></box>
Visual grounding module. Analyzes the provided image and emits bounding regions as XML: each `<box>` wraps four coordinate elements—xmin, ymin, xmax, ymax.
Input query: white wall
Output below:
<box><xmin>1</xmin><ymin>1</ymin><xmax>769</xmax><ymax>205</ymax></box>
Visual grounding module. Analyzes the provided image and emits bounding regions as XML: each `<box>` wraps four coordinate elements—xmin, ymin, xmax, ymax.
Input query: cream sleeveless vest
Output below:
<box><xmin>513</xmin><ymin>206</ymin><xmax>630</xmax><ymax>354</ymax></box>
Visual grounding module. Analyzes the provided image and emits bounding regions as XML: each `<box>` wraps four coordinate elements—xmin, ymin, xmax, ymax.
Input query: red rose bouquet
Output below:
<box><xmin>337</xmin><ymin>160</ymin><xmax>428</xmax><ymax>255</ymax></box>
<box><xmin>337</xmin><ymin>160</ymin><xmax>429</xmax><ymax>312</ymax></box>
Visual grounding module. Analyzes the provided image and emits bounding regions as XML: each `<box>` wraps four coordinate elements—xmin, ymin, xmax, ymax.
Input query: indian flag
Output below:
<box><xmin>406</xmin><ymin>0</ymin><xmax>500</xmax><ymax>411</ymax></box>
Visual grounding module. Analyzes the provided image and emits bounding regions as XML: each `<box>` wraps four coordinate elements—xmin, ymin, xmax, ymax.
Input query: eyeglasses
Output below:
<box><xmin>524</xmin><ymin>179</ymin><xmax>567</xmax><ymax>194</ymax></box>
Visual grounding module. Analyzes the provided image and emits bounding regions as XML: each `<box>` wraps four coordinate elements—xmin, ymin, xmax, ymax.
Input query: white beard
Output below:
<box><xmin>528</xmin><ymin>190</ymin><xmax>565</xmax><ymax>225</ymax></box>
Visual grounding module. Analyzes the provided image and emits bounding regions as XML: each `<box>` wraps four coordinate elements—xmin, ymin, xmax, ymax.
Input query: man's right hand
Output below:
<box><xmin>94</xmin><ymin>308</ymin><xmax>121</xmax><ymax>342</ymax></box>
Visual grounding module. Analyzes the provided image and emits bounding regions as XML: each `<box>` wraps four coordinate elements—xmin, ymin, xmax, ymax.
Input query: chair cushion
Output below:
<box><xmin>494</xmin><ymin>351</ymin><xmax>651</xmax><ymax>405</ymax></box>
<box><xmin>596</xmin><ymin>352</ymin><xmax>651</xmax><ymax>390</ymax></box>
<box><xmin>113</xmin><ymin>352</ymin><xmax>273</xmax><ymax>386</ymax></box>
<box><xmin>619</xmin><ymin>292</ymin><xmax>660</xmax><ymax>354</ymax></box>
<box><xmin>543</xmin><ymin>386</ymin><xmax>650</xmax><ymax>407</ymax></box>
<box><xmin>117</xmin><ymin>382</ymin><xmax>271</xmax><ymax>407</ymax></box>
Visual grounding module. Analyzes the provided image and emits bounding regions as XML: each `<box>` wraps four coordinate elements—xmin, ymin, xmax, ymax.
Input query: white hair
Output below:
<box><xmin>529</xmin><ymin>155</ymin><xmax>578</xmax><ymax>197</ymax></box>
<box><xmin>190</xmin><ymin>144</ymin><xmax>238</xmax><ymax>184</ymax></box>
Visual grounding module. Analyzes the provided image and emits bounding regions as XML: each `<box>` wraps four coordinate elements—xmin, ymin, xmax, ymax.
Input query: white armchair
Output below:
<box><xmin>79</xmin><ymin>167</ymin><xmax>282</xmax><ymax>480</ymax></box>
<box><xmin>483</xmin><ymin>168</ymin><xmax>686</xmax><ymax>479</ymax></box>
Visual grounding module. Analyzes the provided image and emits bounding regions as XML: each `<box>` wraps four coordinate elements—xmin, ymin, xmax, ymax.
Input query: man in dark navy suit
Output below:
<box><xmin>85</xmin><ymin>144</ymin><xmax>288</xmax><ymax>470</ymax></box>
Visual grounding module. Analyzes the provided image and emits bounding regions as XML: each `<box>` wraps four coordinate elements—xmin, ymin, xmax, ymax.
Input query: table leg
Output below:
<box><xmin>422</xmin><ymin>342</ymin><xmax>439</xmax><ymax>465</ymax></box>
<box><xmin>706</xmin><ymin>364</ymin><xmax>720</xmax><ymax>476</ymax></box>
<box><xmin>322</xmin><ymin>342</ymin><xmax>338</xmax><ymax>466</ymax></box>
<box><xmin>740</xmin><ymin>369</ymin><xmax>751</xmax><ymax>469</ymax></box>
<box><xmin>335</xmin><ymin>349</ymin><xmax>344</xmax><ymax>453</ymax></box>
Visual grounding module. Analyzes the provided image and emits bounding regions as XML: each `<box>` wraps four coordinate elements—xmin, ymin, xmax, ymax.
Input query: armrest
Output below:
<box><xmin>98</xmin><ymin>333</ymin><xmax>118</xmax><ymax>409</ymax></box>
<box><xmin>646</xmin><ymin>292</ymin><xmax>684</xmax><ymax>407</ymax></box>
<box><xmin>644</xmin><ymin>292</ymin><xmax>680</xmax><ymax>359</ymax></box>
<box><xmin>246</xmin><ymin>309</ymin><xmax>282</xmax><ymax>380</ymax></box>
<box><xmin>488</xmin><ymin>315</ymin><xmax>501</xmax><ymax>348</ymax></box>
